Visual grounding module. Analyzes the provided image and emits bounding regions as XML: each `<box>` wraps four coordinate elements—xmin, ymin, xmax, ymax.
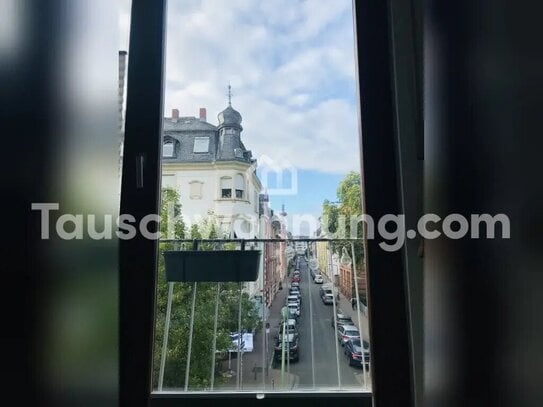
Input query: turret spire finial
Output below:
<box><xmin>227</xmin><ymin>81</ymin><xmax>232</xmax><ymax>106</ymax></box>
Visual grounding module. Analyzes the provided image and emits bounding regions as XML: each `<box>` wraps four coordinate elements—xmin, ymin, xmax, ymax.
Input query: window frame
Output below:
<box><xmin>119</xmin><ymin>0</ymin><xmax>415</xmax><ymax>406</ymax></box>
<box><xmin>220</xmin><ymin>176</ymin><xmax>233</xmax><ymax>199</ymax></box>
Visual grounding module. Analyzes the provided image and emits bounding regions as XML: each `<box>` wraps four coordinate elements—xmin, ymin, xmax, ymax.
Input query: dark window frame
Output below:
<box><xmin>119</xmin><ymin>0</ymin><xmax>415</xmax><ymax>406</ymax></box>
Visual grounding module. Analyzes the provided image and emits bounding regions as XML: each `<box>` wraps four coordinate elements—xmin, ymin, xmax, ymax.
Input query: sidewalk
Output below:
<box><xmin>216</xmin><ymin>276</ymin><xmax>297</xmax><ymax>391</ymax></box>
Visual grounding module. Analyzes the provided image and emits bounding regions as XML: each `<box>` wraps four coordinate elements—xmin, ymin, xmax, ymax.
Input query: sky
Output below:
<box><xmin>119</xmin><ymin>0</ymin><xmax>362</xmax><ymax>235</ymax></box>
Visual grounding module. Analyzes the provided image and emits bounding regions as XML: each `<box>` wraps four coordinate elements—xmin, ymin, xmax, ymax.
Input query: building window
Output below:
<box><xmin>193</xmin><ymin>136</ymin><xmax>209</xmax><ymax>153</ymax></box>
<box><xmin>235</xmin><ymin>174</ymin><xmax>244</xmax><ymax>199</ymax></box>
<box><xmin>162</xmin><ymin>140</ymin><xmax>174</xmax><ymax>157</ymax></box>
<box><xmin>220</xmin><ymin>176</ymin><xmax>232</xmax><ymax>198</ymax></box>
<box><xmin>189</xmin><ymin>181</ymin><xmax>203</xmax><ymax>199</ymax></box>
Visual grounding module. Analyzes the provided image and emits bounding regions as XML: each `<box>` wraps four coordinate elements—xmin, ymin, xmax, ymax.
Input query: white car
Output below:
<box><xmin>314</xmin><ymin>274</ymin><xmax>324</xmax><ymax>283</ymax></box>
<box><xmin>337</xmin><ymin>324</ymin><xmax>361</xmax><ymax>346</ymax></box>
<box><xmin>287</xmin><ymin>295</ymin><xmax>301</xmax><ymax>306</ymax></box>
<box><xmin>287</xmin><ymin>303</ymin><xmax>301</xmax><ymax>316</ymax></box>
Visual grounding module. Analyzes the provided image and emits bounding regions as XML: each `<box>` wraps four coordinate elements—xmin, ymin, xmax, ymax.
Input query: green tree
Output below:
<box><xmin>160</xmin><ymin>187</ymin><xmax>186</xmax><ymax>240</ymax></box>
<box><xmin>320</xmin><ymin>172</ymin><xmax>365</xmax><ymax>297</ymax></box>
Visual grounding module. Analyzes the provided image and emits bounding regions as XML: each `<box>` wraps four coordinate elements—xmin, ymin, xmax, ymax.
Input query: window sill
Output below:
<box><xmin>216</xmin><ymin>198</ymin><xmax>250</xmax><ymax>203</ymax></box>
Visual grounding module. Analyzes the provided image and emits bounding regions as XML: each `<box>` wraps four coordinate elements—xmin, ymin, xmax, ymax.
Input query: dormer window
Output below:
<box><xmin>162</xmin><ymin>140</ymin><xmax>174</xmax><ymax>157</ymax></box>
<box><xmin>193</xmin><ymin>136</ymin><xmax>209</xmax><ymax>153</ymax></box>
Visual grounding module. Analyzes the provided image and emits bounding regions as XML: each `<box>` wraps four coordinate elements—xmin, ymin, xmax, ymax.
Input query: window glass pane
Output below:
<box><xmin>235</xmin><ymin>174</ymin><xmax>244</xmax><ymax>190</ymax></box>
<box><xmin>163</xmin><ymin>141</ymin><xmax>174</xmax><ymax>157</ymax></box>
<box><xmin>154</xmin><ymin>0</ymin><xmax>369</xmax><ymax>396</ymax></box>
<box><xmin>194</xmin><ymin>136</ymin><xmax>209</xmax><ymax>153</ymax></box>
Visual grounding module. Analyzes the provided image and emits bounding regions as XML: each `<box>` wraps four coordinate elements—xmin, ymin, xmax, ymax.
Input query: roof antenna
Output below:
<box><xmin>227</xmin><ymin>81</ymin><xmax>232</xmax><ymax>106</ymax></box>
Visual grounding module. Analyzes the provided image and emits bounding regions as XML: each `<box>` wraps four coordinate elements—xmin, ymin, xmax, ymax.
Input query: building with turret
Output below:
<box><xmin>161</xmin><ymin>94</ymin><xmax>262</xmax><ymax>238</ymax></box>
<box><xmin>161</xmin><ymin>91</ymin><xmax>266</xmax><ymax>299</ymax></box>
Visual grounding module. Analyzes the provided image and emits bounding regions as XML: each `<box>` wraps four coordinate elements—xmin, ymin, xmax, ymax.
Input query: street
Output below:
<box><xmin>217</xmin><ymin>256</ymin><xmax>371</xmax><ymax>392</ymax></box>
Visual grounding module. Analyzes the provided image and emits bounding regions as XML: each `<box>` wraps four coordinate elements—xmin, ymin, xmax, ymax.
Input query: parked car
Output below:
<box><xmin>287</xmin><ymin>302</ymin><xmax>300</xmax><ymax>317</ymax></box>
<box><xmin>289</xmin><ymin>289</ymin><xmax>302</xmax><ymax>304</ymax></box>
<box><xmin>279</xmin><ymin>318</ymin><xmax>298</xmax><ymax>333</ymax></box>
<box><xmin>314</xmin><ymin>274</ymin><xmax>323</xmax><ymax>284</ymax></box>
<box><xmin>331</xmin><ymin>313</ymin><xmax>355</xmax><ymax>329</ymax></box>
<box><xmin>287</xmin><ymin>309</ymin><xmax>299</xmax><ymax>321</ymax></box>
<box><xmin>319</xmin><ymin>284</ymin><xmax>333</xmax><ymax>296</ymax></box>
<box><xmin>287</xmin><ymin>294</ymin><xmax>301</xmax><ymax>307</ymax></box>
<box><xmin>279</xmin><ymin>318</ymin><xmax>298</xmax><ymax>336</ymax></box>
<box><xmin>344</xmin><ymin>338</ymin><xmax>370</xmax><ymax>368</ymax></box>
<box><xmin>291</xmin><ymin>281</ymin><xmax>300</xmax><ymax>289</ymax></box>
<box><xmin>321</xmin><ymin>293</ymin><xmax>335</xmax><ymax>305</ymax></box>
<box><xmin>273</xmin><ymin>333</ymin><xmax>299</xmax><ymax>365</ymax></box>
<box><xmin>292</xmin><ymin>275</ymin><xmax>301</xmax><ymax>283</ymax></box>
<box><xmin>337</xmin><ymin>325</ymin><xmax>361</xmax><ymax>346</ymax></box>
<box><xmin>289</xmin><ymin>287</ymin><xmax>301</xmax><ymax>296</ymax></box>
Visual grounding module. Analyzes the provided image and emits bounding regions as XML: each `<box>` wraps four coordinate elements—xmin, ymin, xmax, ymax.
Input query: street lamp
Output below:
<box><xmin>339</xmin><ymin>247</ymin><xmax>352</xmax><ymax>301</ymax></box>
<box><xmin>331</xmin><ymin>253</ymin><xmax>340</xmax><ymax>299</ymax></box>
<box><xmin>280</xmin><ymin>306</ymin><xmax>288</xmax><ymax>387</ymax></box>
<box><xmin>340</xmin><ymin>246</ymin><xmax>352</xmax><ymax>266</ymax></box>
<box><xmin>265</xmin><ymin>321</ymin><xmax>270</xmax><ymax>377</ymax></box>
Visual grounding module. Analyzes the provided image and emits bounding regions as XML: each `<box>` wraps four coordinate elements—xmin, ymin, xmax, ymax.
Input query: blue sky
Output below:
<box><xmin>259</xmin><ymin>169</ymin><xmax>346</xmax><ymax>215</ymax></box>
<box><xmin>119</xmin><ymin>0</ymin><xmax>361</xmax><ymax>233</ymax></box>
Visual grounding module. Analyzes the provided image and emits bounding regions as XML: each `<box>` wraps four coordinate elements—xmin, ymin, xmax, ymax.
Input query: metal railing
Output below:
<box><xmin>154</xmin><ymin>238</ymin><xmax>370</xmax><ymax>393</ymax></box>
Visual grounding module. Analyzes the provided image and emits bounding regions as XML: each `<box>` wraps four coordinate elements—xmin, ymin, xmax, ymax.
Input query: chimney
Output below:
<box><xmin>199</xmin><ymin>107</ymin><xmax>207</xmax><ymax>121</ymax></box>
<box><xmin>172</xmin><ymin>109</ymin><xmax>179</xmax><ymax>119</ymax></box>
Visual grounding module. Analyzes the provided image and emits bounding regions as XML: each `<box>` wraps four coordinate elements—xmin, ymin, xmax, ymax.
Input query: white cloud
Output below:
<box><xmin>119</xmin><ymin>0</ymin><xmax>360</xmax><ymax>174</ymax></box>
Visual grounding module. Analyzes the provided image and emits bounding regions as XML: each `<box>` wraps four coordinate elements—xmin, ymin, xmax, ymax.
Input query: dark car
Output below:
<box><xmin>331</xmin><ymin>313</ymin><xmax>355</xmax><ymax>329</ymax></box>
<box><xmin>321</xmin><ymin>292</ymin><xmax>335</xmax><ymax>305</ymax></box>
<box><xmin>344</xmin><ymin>338</ymin><xmax>370</xmax><ymax>368</ymax></box>
<box><xmin>273</xmin><ymin>333</ymin><xmax>300</xmax><ymax>366</ymax></box>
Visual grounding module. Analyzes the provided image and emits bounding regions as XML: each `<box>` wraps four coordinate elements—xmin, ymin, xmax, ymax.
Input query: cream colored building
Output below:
<box><xmin>161</xmin><ymin>102</ymin><xmax>263</xmax><ymax>298</ymax></box>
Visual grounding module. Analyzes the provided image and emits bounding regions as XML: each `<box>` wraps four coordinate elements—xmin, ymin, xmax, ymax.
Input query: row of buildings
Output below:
<box><xmin>313</xmin><ymin>233</ymin><xmax>367</xmax><ymax>302</ymax></box>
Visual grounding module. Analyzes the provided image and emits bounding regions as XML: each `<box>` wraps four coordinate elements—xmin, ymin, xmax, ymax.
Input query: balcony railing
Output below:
<box><xmin>153</xmin><ymin>238</ymin><xmax>370</xmax><ymax>394</ymax></box>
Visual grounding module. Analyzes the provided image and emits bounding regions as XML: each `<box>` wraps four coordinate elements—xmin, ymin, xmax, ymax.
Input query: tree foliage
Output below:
<box><xmin>320</xmin><ymin>172</ymin><xmax>365</xmax><ymax>284</ymax></box>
